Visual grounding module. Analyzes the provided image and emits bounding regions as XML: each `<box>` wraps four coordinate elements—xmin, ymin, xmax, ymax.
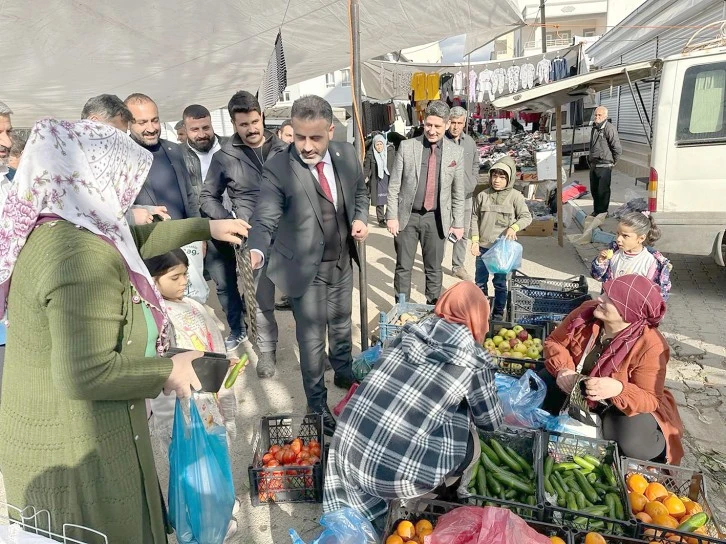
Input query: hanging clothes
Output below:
<box><xmin>453</xmin><ymin>71</ymin><xmax>465</xmax><ymax>95</ymax></box>
<box><xmin>259</xmin><ymin>31</ymin><xmax>288</xmax><ymax>109</ymax></box>
<box><xmin>426</xmin><ymin>73</ymin><xmax>441</xmax><ymax>100</ymax></box>
<box><xmin>520</xmin><ymin>63</ymin><xmax>536</xmax><ymax>90</ymax></box>
<box><xmin>477</xmin><ymin>69</ymin><xmax>495</xmax><ymax>102</ymax></box>
<box><xmin>506</xmin><ymin>65</ymin><xmax>520</xmax><ymax>94</ymax></box>
<box><xmin>493</xmin><ymin>67</ymin><xmax>507</xmax><ymax>95</ymax></box>
<box><xmin>550</xmin><ymin>57</ymin><xmax>569</xmax><ymax>81</ymax></box>
<box><xmin>536</xmin><ymin>58</ymin><xmax>551</xmax><ymax>85</ymax></box>
<box><xmin>468</xmin><ymin>70</ymin><xmax>478</xmax><ymax>102</ymax></box>
<box><xmin>399</xmin><ymin>71</ymin><xmax>414</xmax><ymax>97</ymax></box>
<box><xmin>440</xmin><ymin>72</ymin><xmax>454</xmax><ymax>101</ymax></box>
<box><xmin>412</xmin><ymin>72</ymin><xmax>427</xmax><ymax>96</ymax></box>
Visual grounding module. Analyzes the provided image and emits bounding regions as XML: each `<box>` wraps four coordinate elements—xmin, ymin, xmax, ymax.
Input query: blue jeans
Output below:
<box><xmin>475</xmin><ymin>246</ymin><xmax>508</xmax><ymax>316</ymax></box>
<box><xmin>204</xmin><ymin>239</ymin><xmax>247</xmax><ymax>338</ymax></box>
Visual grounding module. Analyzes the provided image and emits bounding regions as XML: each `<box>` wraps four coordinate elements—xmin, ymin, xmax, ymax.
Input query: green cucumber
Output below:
<box><xmin>491</xmin><ymin>470</ymin><xmax>534</xmax><ymax>494</ymax></box>
<box><xmin>526</xmin><ymin>495</ymin><xmax>537</xmax><ymax>506</ymax></box>
<box><xmin>583</xmin><ymin>454</ymin><xmax>602</xmax><ymax>468</ymax></box>
<box><xmin>469</xmin><ymin>459</ymin><xmax>480</xmax><ymax>486</ymax></box>
<box><xmin>489</xmin><ymin>439</ymin><xmax>522</xmax><ymax>473</ymax></box>
<box><xmin>605</xmin><ymin>493</ymin><xmax>617</xmax><ymax>520</ymax></box>
<box><xmin>607</xmin><ymin>492</ymin><xmax>624</xmax><ymax>520</ymax></box>
<box><xmin>566</xmin><ymin>491</ymin><xmax>578</xmax><ymax>511</ymax></box>
<box><xmin>581</xmin><ymin>505</ymin><xmax>610</xmax><ymax>516</ymax></box>
<box><xmin>677</xmin><ymin>512</ymin><xmax>709</xmax><ymax>532</ymax></box>
<box><xmin>504</xmin><ymin>488</ymin><xmax>518</xmax><ymax>500</ymax></box>
<box><xmin>587</xmin><ymin>472</ymin><xmax>598</xmax><ymax>484</ymax></box>
<box><xmin>224</xmin><ymin>353</ymin><xmax>249</xmax><ymax>388</ymax></box>
<box><xmin>480</xmin><ymin>449</ymin><xmax>501</xmax><ymax>472</ymax></box>
<box><xmin>601</xmin><ymin>464</ymin><xmax>617</xmax><ymax>487</ymax></box>
<box><xmin>554</xmin><ymin>462</ymin><xmax>580</xmax><ymax>471</ymax></box>
<box><xmin>573</xmin><ymin>455</ymin><xmax>596</xmax><ymax>471</ymax></box>
<box><xmin>544</xmin><ymin>472</ymin><xmax>555</xmax><ymax>495</ymax></box>
<box><xmin>506</xmin><ymin>446</ymin><xmax>534</xmax><ymax>478</ymax></box>
<box><xmin>573</xmin><ymin>469</ymin><xmax>600</xmax><ymax>504</ymax></box>
<box><xmin>575</xmin><ymin>490</ymin><xmax>586</xmax><ymax>510</ymax></box>
<box><xmin>476</xmin><ymin>467</ymin><xmax>487</xmax><ymax>496</ymax></box>
<box><xmin>593</xmin><ymin>482</ymin><xmax>619</xmax><ymax>495</ymax></box>
<box><xmin>544</xmin><ymin>455</ymin><xmax>554</xmax><ymax>480</ymax></box>
<box><xmin>480</xmin><ymin>440</ymin><xmax>501</xmax><ymax>465</ymax></box>
<box><xmin>554</xmin><ymin>471</ymin><xmax>570</xmax><ymax>492</ymax></box>
<box><xmin>486</xmin><ymin>471</ymin><xmax>502</xmax><ymax>496</ymax></box>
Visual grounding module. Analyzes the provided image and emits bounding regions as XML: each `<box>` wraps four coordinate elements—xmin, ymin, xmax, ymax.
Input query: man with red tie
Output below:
<box><xmin>386</xmin><ymin>100</ymin><xmax>465</xmax><ymax>305</ymax></box>
<box><xmin>249</xmin><ymin>96</ymin><xmax>369</xmax><ymax>436</ymax></box>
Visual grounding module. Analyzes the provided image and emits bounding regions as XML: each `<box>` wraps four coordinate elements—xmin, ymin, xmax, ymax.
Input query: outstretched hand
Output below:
<box><xmin>209</xmin><ymin>219</ymin><xmax>251</xmax><ymax>245</ymax></box>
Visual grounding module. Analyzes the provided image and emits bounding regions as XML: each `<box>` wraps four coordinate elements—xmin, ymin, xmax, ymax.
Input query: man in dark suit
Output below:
<box><xmin>249</xmin><ymin>95</ymin><xmax>369</xmax><ymax>435</ymax></box>
<box><xmin>125</xmin><ymin>93</ymin><xmax>199</xmax><ymax>220</ymax></box>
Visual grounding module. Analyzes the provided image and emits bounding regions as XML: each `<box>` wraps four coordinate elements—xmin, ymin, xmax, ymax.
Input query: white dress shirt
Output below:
<box><xmin>309</xmin><ymin>150</ymin><xmax>338</xmax><ymax>209</ymax></box>
<box><xmin>190</xmin><ymin>136</ymin><xmax>222</xmax><ymax>180</ymax></box>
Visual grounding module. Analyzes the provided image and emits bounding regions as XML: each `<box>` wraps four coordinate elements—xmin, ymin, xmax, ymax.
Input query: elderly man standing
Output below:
<box><xmin>447</xmin><ymin>106</ymin><xmax>480</xmax><ymax>282</ymax></box>
<box><xmin>387</xmin><ymin>100</ymin><xmax>465</xmax><ymax>305</ymax></box>
<box><xmin>589</xmin><ymin>106</ymin><xmax>622</xmax><ymax>216</ymax></box>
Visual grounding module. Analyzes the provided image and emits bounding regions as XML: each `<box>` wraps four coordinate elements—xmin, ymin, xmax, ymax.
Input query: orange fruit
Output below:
<box><xmin>645</xmin><ymin>482</ymin><xmax>670</xmax><ymax>502</ymax></box>
<box><xmin>386</xmin><ymin>536</ymin><xmax>404</xmax><ymax>544</ymax></box>
<box><xmin>629</xmin><ymin>491</ymin><xmax>649</xmax><ymax>513</ymax></box>
<box><xmin>636</xmin><ymin>512</ymin><xmax>653</xmax><ymax>524</ymax></box>
<box><xmin>628</xmin><ymin>473</ymin><xmax>650</xmax><ymax>494</ymax></box>
<box><xmin>584</xmin><ymin>533</ymin><xmax>607</xmax><ymax>544</ymax></box>
<box><xmin>549</xmin><ymin>537</ymin><xmax>567</xmax><ymax>544</ymax></box>
<box><xmin>685</xmin><ymin>526</ymin><xmax>709</xmax><ymax>544</ymax></box>
<box><xmin>651</xmin><ymin>514</ymin><xmax>679</xmax><ymax>529</ymax></box>
<box><xmin>415</xmin><ymin>519</ymin><xmax>433</xmax><ymax>537</ymax></box>
<box><xmin>684</xmin><ymin>500</ymin><xmax>703</xmax><ymax>515</ymax></box>
<box><xmin>645</xmin><ymin>500</ymin><xmax>670</xmax><ymax>519</ymax></box>
<box><xmin>397</xmin><ymin>520</ymin><xmax>416</xmax><ymax>540</ymax></box>
<box><xmin>663</xmin><ymin>495</ymin><xmax>686</xmax><ymax>518</ymax></box>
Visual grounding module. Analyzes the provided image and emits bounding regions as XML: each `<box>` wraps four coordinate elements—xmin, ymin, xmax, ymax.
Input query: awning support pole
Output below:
<box><xmin>625</xmin><ymin>70</ymin><xmax>652</xmax><ymax>148</ymax></box>
<box><xmin>556</xmin><ymin>105</ymin><xmax>564</xmax><ymax>248</ymax></box>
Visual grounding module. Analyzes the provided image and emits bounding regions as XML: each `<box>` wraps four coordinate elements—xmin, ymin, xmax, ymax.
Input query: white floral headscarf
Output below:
<box><xmin>0</xmin><ymin>118</ymin><xmax>169</xmax><ymax>350</ymax></box>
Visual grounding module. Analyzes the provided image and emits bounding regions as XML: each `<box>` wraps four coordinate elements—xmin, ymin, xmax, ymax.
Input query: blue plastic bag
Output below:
<box><xmin>169</xmin><ymin>397</ymin><xmax>235</xmax><ymax>544</ymax></box>
<box><xmin>498</xmin><ymin>370</ymin><xmax>548</xmax><ymax>428</ymax></box>
<box><xmin>480</xmin><ymin>237</ymin><xmax>523</xmax><ymax>274</ymax></box>
<box><xmin>289</xmin><ymin>508</ymin><xmax>378</xmax><ymax>544</ymax></box>
<box><xmin>352</xmin><ymin>344</ymin><xmax>382</xmax><ymax>381</ymax></box>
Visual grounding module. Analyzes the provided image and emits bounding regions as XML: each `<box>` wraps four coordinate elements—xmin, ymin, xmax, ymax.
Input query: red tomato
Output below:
<box><xmin>291</xmin><ymin>438</ymin><xmax>302</xmax><ymax>454</ymax></box>
<box><xmin>308</xmin><ymin>440</ymin><xmax>319</xmax><ymax>448</ymax></box>
<box><xmin>274</xmin><ymin>449</ymin><xmax>285</xmax><ymax>462</ymax></box>
<box><xmin>267</xmin><ymin>460</ymin><xmax>280</xmax><ymax>467</ymax></box>
<box><xmin>262</xmin><ymin>453</ymin><xmax>274</xmax><ymax>464</ymax></box>
<box><xmin>269</xmin><ymin>445</ymin><xmax>282</xmax><ymax>455</ymax></box>
<box><xmin>309</xmin><ymin>456</ymin><xmax>320</xmax><ymax>464</ymax></box>
<box><xmin>282</xmin><ymin>449</ymin><xmax>296</xmax><ymax>465</ymax></box>
<box><xmin>309</xmin><ymin>445</ymin><xmax>321</xmax><ymax>458</ymax></box>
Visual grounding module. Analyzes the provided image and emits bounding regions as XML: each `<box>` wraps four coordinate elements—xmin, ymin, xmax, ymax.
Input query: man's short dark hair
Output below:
<box><xmin>227</xmin><ymin>91</ymin><xmax>261</xmax><ymax>119</ymax></box>
<box><xmin>81</xmin><ymin>94</ymin><xmax>133</xmax><ymax>124</ymax></box>
<box><xmin>174</xmin><ymin>120</ymin><xmax>184</xmax><ymax>131</ymax></box>
<box><xmin>124</xmin><ymin>93</ymin><xmax>156</xmax><ymax>107</ymax></box>
<box><xmin>183</xmin><ymin>104</ymin><xmax>211</xmax><ymax>122</ymax></box>
<box><xmin>291</xmin><ymin>95</ymin><xmax>333</xmax><ymax>125</ymax></box>
<box><xmin>278</xmin><ymin>119</ymin><xmax>292</xmax><ymax>132</ymax></box>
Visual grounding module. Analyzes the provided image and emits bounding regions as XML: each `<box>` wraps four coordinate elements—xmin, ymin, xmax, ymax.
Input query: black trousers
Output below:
<box><xmin>375</xmin><ymin>205</ymin><xmax>386</xmax><ymax>224</ymax></box>
<box><xmin>204</xmin><ymin>239</ymin><xmax>246</xmax><ymax>337</ymax></box>
<box><xmin>290</xmin><ymin>257</ymin><xmax>354</xmax><ymax>410</ymax></box>
<box><xmin>394</xmin><ymin>211</ymin><xmax>445</xmax><ymax>305</ymax></box>
<box><xmin>589</xmin><ymin>166</ymin><xmax>613</xmax><ymax>215</ymax></box>
<box><xmin>539</xmin><ymin>369</ymin><xmax>666</xmax><ymax>462</ymax></box>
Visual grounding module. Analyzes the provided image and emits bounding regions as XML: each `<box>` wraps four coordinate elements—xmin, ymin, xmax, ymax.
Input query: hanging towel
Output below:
<box><xmin>259</xmin><ymin>31</ymin><xmax>287</xmax><ymax>109</ymax></box>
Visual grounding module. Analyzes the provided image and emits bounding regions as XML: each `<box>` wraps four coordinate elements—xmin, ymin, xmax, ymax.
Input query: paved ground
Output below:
<box><xmin>1</xmin><ymin>171</ymin><xmax>724</xmax><ymax>541</ymax></box>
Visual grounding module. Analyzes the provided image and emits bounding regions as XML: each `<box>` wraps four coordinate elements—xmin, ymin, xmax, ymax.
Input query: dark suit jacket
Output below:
<box><xmin>248</xmin><ymin>141</ymin><xmax>369</xmax><ymax>298</ymax></box>
<box><xmin>134</xmin><ymin>138</ymin><xmax>200</xmax><ymax>218</ymax></box>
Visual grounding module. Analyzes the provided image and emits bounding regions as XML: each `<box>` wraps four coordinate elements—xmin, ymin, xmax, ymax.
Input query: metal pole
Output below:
<box><xmin>540</xmin><ymin>0</ymin><xmax>547</xmax><ymax>54</ymax></box>
<box><xmin>555</xmin><ymin>105</ymin><xmax>564</xmax><ymax>248</ymax></box>
<box><xmin>350</xmin><ymin>0</ymin><xmax>369</xmax><ymax>350</ymax></box>
<box><xmin>569</xmin><ymin>44</ymin><xmax>582</xmax><ymax>177</ymax></box>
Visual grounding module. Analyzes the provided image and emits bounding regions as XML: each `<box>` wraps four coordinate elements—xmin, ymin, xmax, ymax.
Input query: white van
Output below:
<box><xmin>648</xmin><ymin>45</ymin><xmax>726</xmax><ymax>265</ymax></box>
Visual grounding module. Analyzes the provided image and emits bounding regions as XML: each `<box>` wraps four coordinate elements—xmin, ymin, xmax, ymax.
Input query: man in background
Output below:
<box><xmin>175</xmin><ymin>120</ymin><xmax>187</xmax><ymax>144</ymax></box>
<box><xmin>277</xmin><ymin>119</ymin><xmax>294</xmax><ymax>144</ymax></box>
<box><xmin>447</xmin><ymin>106</ymin><xmax>480</xmax><ymax>282</ymax></box>
<box><xmin>589</xmin><ymin>106</ymin><xmax>622</xmax><ymax>216</ymax></box>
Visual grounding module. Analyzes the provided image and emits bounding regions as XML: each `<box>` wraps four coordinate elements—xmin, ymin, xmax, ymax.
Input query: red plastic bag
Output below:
<box><xmin>429</xmin><ymin>506</ymin><xmax>551</xmax><ymax>544</ymax></box>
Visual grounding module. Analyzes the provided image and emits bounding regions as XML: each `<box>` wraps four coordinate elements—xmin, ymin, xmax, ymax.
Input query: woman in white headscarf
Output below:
<box><xmin>0</xmin><ymin>119</ymin><xmax>249</xmax><ymax>543</ymax></box>
<box><xmin>363</xmin><ymin>133</ymin><xmax>394</xmax><ymax>227</ymax></box>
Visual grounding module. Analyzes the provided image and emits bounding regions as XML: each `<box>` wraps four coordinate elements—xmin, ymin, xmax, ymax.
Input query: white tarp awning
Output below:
<box><xmin>0</xmin><ymin>1</ymin><xmax>523</xmax><ymax>126</ymax></box>
<box><xmin>492</xmin><ymin>59</ymin><xmax>663</xmax><ymax>112</ymax></box>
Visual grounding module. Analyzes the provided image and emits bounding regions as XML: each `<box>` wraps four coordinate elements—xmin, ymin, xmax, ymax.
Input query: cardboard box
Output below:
<box><xmin>518</xmin><ymin>218</ymin><xmax>554</xmax><ymax>237</ymax></box>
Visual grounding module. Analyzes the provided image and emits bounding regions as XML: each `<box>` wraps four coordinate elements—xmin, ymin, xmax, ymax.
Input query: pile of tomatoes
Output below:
<box><xmin>256</xmin><ymin>438</ymin><xmax>322</xmax><ymax>502</ymax></box>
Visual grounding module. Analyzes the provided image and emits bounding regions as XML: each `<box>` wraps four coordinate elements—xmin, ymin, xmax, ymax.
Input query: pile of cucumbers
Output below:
<box><xmin>466</xmin><ymin>436</ymin><xmax>539</xmax><ymax>510</ymax></box>
<box><xmin>543</xmin><ymin>452</ymin><xmax>628</xmax><ymax>533</ymax></box>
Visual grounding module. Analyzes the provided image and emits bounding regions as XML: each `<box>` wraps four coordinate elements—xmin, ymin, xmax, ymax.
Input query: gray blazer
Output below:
<box><xmin>447</xmin><ymin>131</ymin><xmax>481</xmax><ymax>197</ymax></box>
<box><xmin>248</xmin><ymin>141</ymin><xmax>369</xmax><ymax>298</ymax></box>
<box><xmin>386</xmin><ymin>136</ymin><xmax>465</xmax><ymax>233</ymax></box>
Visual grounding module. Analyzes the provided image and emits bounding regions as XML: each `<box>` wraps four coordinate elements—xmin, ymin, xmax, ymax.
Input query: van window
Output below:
<box><xmin>676</xmin><ymin>62</ymin><xmax>726</xmax><ymax>144</ymax></box>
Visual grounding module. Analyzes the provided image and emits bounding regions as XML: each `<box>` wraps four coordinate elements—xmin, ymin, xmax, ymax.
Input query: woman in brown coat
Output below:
<box><xmin>543</xmin><ymin>274</ymin><xmax>684</xmax><ymax>464</ymax></box>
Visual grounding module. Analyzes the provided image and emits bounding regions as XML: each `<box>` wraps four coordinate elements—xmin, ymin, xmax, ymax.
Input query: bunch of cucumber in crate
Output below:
<box><xmin>544</xmin><ymin>452</ymin><xmax>628</xmax><ymax>532</ymax></box>
<box><xmin>466</xmin><ymin>436</ymin><xmax>538</xmax><ymax>508</ymax></box>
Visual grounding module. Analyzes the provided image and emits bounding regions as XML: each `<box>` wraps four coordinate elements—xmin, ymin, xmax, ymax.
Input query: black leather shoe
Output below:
<box><xmin>333</xmin><ymin>373</ymin><xmax>358</xmax><ymax>391</ymax></box>
<box><xmin>308</xmin><ymin>405</ymin><xmax>337</xmax><ymax>436</ymax></box>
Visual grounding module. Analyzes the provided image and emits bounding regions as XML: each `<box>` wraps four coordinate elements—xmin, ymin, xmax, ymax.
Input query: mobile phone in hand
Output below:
<box><xmin>447</xmin><ymin>232</ymin><xmax>460</xmax><ymax>243</ymax></box>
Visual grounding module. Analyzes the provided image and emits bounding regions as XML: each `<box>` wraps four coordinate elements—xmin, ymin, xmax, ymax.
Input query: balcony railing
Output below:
<box><xmin>524</xmin><ymin>38</ymin><xmax>571</xmax><ymax>49</ymax></box>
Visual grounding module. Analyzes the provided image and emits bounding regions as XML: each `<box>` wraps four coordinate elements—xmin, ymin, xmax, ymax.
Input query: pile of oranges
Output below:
<box><xmin>626</xmin><ymin>473</ymin><xmax>707</xmax><ymax>543</ymax></box>
<box><xmin>386</xmin><ymin>519</ymin><xmax>434</xmax><ymax>544</ymax></box>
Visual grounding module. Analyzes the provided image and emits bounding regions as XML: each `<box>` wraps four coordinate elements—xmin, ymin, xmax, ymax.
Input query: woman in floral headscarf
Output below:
<box><xmin>543</xmin><ymin>274</ymin><xmax>684</xmax><ymax>464</ymax></box>
<box><xmin>0</xmin><ymin>119</ymin><xmax>249</xmax><ymax>542</ymax></box>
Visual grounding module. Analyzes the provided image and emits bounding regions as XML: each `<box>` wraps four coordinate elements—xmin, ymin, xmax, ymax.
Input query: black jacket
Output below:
<box><xmin>134</xmin><ymin>138</ymin><xmax>200</xmax><ymax>218</ymax></box>
<box><xmin>248</xmin><ymin>142</ymin><xmax>369</xmax><ymax>298</ymax></box>
<box><xmin>181</xmin><ymin>135</ymin><xmax>229</xmax><ymax>201</ymax></box>
<box><xmin>589</xmin><ymin>120</ymin><xmax>622</xmax><ymax>167</ymax></box>
<box><xmin>362</xmin><ymin>144</ymin><xmax>395</xmax><ymax>206</ymax></box>
<box><xmin>199</xmin><ymin>130</ymin><xmax>288</xmax><ymax>222</ymax></box>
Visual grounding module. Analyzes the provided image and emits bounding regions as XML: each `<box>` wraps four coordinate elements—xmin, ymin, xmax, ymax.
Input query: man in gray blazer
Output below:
<box><xmin>447</xmin><ymin>106</ymin><xmax>480</xmax><ymax>282</ymax></box>
<box><xmin>387</xmin><ymin>100</ymin><xmax>465</xmax><ymax>305</ymax></box>
<box><xmin>249</xmin><ymin>96</ymin><xmax>369</xmax><ymax>435</ymax></box>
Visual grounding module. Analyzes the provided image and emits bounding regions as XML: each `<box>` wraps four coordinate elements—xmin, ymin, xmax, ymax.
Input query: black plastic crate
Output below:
<box><xmin>545</xmin><ymin>320</ymin><xmax>562</xmax><ymax>338</ymax></box>
<box><xmin>572</xmin><ymin>531</ymin><xmax>647</xmax><ymax>543</ymax></box>
<box><xmin>621</xmin><ymin>457</ymin><xmax>726</xmax><ymax>544</ymax></box>
<box><xmin>510</xmin><ymin>271</ymin><xmax>589</xmax><ymax>300</ymax></box>
<box><xmin>248</xmin><ymin>414</ymin><xmax>324</xmax><ymax>506</ymax></box>
<box><xmin>510</xmin><ymin>290</ymin><xmax>591</xmax><ymax>325</ymax></box>
<box><xmin>383</xmin><ymin>498</ymin><xmax>570</xmax><ymax>542</ymax></box>
<box><xmin>378</xmin><ymin>294</ymin><xmax>434</xmax><ymax>342</ymax></box>
<box><xmin>543</xmin><ymin>432</ymin><xmax>637</xmax><ymax>536</ymax></box>
<box><xmin>464</xmin><ymin>427</ymin><xmax>545</xmax><ymax>521</ymax></box>
<box><xmin>485</xmin><ymin>321</ymin><xmax>546</xmax><ymax>377</ymax></box>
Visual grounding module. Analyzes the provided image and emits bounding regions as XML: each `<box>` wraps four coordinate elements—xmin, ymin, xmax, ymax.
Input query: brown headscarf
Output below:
<box><xmin>434</xmin><ymin>281</ymin><xmax>491</xmax><ymax>344</ymax></box>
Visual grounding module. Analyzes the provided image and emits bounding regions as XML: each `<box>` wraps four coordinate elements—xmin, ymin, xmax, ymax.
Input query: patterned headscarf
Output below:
<box><xmin>569</xmin><ymin>274</ymin><xmax>667</xmax><ymax>377</ymax></box>
<box><xmin>434</xmin><ymin>281</ymin><xmax>491</xmax><ymax>344</ymax></box>
<box><xmin>372</xmin><ymin>134</ymin><xmax>389</xmax><ymax>179</ymax></box>
<box><xmin>0</xmin><ymin>119</ymin><xmax>169</xmax><ymax>350</ymax></box>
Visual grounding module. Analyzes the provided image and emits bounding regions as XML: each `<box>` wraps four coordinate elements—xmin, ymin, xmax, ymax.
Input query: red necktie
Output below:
<box><xmin>315</xmin><ymin>161</ymin><xmax>333</xmax><ymax>202</ymax></box>
<box><xmin>423</xmin><ymin>143</ymin><xmax>437</xmax><ymax>210</ymax></box>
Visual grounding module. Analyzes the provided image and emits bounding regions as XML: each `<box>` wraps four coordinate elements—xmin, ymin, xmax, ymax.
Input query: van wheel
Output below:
<box><xmin>712</xmin><ymin>230</ymin><xmax>726</xmax><ymax>267</ymax></box>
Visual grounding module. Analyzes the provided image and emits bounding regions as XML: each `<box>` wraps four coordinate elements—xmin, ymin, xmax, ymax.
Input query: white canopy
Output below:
<box><xmin>1</xmin><ymin>1</ymin><xmax>523</xmax><ymax>126</ymax></box>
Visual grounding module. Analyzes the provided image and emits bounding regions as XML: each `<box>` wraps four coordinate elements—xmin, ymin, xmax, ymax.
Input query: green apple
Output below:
<box><xmin>504</xmin><ymin>330</ymin><xmax>517</xmax><ymax>340</ymax></box>
<box><xmin>492</xmin><ymin>335</ymin><xmax>504</xmax><ymax>346</ymax></box>
<box><xmin>533</xmin><ymin>338</ymin><xmax>542</xmax><ymax>345</ymax></box>
<box><xmin>497</xmin><ymin>328</ymin><xmax>508</xmax><ymax>337</ymax></box>
<box><xmin>512</xmin><ymin>325</ymin><xmax>524</xmax><ymax>334</ymax></box>
<box><xmin>509</xmin><ymin>352</ymin><xmax>523</xmax><ymax>359</ymax></box>
<box><xmin>526</xmin><ymin>347</ymin><xmax>540</xmax><ymax>359</ymax></box>
<box><xmin>527</xmin><ymin>334</ymin><xmax>533</xmax><ymax>342</ymax></box>
<box><xmin>523</xmin><ymin>340</ymin><xmax>533</xmax><ymax>348</ymax></box>
<box><xmin>513</xmin><ymin>343</ymin><xmax>528</xmax><ymax>354</ymax></box>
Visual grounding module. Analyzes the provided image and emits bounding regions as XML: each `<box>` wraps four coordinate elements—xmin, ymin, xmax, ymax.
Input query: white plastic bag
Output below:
<box><xmin>181</xmin><ymin>241</ymin><xmax>209</xmax><ymax>304</ymax></box>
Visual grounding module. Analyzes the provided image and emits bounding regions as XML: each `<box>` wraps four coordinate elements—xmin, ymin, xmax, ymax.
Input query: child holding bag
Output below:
<box><xmin>470</xmin><ymin>156</ymin><xmax>532</xmax><ymax>320</ymax></box>
<box><xmin>591</xmin><ymin>211</ymin><xmax>672</xmax><ymax>301</ymax></box>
